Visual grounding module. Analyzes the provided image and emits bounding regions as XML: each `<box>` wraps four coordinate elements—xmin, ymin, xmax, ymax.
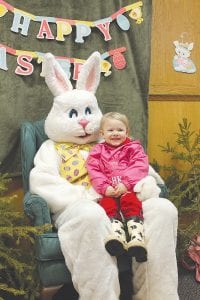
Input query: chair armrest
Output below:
<box><xmin>158</xmin><ymin>184</ymin><xmax>169</xmax><ymax>198</ymax></box>
<box><xmin>24</xmin><ymin>192</ymin><xmax>52</xmax><ymax>230</ymax></box>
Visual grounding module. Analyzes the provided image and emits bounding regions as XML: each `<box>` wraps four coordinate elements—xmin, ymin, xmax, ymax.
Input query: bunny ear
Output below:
<box><xmin>76</xmin><ymin>51</ymin><xmax>101</xmax><ymax>93</ymax></box>
<box><xmin>42</xmin><ymin>53</ymin><xmax>73</xmax><ymax>96</ymax></box>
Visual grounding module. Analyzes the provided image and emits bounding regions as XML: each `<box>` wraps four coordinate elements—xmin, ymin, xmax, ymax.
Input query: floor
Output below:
<box><xmin>52</xmin><ymin>265</ymin><xmax>200</xmax><ymax>300</ymax></box>
<box><xmin>178</xmin><ymin>265</ymin><xmax>200</xmax><ymax>300</ymax></box>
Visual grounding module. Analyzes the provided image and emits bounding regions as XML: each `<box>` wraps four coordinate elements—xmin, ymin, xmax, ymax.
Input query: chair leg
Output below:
<box><xmin>40</xmin><ymin>285</ymin><xmax>63</xmax><ymax>300</ymax></box>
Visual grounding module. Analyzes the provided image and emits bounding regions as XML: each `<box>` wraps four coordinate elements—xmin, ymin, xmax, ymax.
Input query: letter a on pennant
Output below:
<box><xmin>37</xmin><ymin>19</ymin><xmax>54</xmax><ymax>39</ymax></box>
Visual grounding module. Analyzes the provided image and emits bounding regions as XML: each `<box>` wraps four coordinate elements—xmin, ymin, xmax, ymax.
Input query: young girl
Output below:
<box><xmin>86</xmin><ymin>112</ymin><xmax>149</xmax><ymax>262</ymax></box>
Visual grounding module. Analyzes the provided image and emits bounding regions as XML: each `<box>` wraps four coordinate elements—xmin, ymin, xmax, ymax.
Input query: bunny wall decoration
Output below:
<box><xmin>173</xmin><ymin>40</ymin><xmax>196</xmax><ymax>73</ymax></box>
<box><xmin>30</xmin><ymin>52</ymin><xmax>179</xmax><ymax>300</ymax></box>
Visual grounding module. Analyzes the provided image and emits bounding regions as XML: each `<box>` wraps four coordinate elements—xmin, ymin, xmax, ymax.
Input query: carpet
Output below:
<box><xmin>178</xmin><ymin>265</ymin><xmax>200</xmax><ymax>300</ymax></box>
<box><xmin>53</xmin><ymin>266</ymin><xmax>200</xmax><ymax>300</ymax></box>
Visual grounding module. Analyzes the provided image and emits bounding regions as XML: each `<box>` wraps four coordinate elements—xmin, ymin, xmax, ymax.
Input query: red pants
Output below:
<box><xmin>98</xmin><ymin>191</ymin><xmax>143</xmax><ymax>220</ymax></box>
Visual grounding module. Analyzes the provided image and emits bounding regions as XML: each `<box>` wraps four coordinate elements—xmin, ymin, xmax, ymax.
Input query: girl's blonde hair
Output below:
<box><xmin>100</xmin><ymin>112</ymin><xmax>130</xmax><ymax>134</ymax></box>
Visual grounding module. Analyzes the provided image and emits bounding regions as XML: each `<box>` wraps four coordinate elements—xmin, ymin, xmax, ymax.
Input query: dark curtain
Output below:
<box><xmin>0</xmin><ymin>0</ymin><xmax>152</xmax><ymax>175</ymax></box>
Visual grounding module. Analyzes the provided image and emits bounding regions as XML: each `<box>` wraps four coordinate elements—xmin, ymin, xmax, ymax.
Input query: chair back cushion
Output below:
<box><xmin>21</xmin><ymin>120</ymin><xmax>48</xmax><ymax>192</ymax></box>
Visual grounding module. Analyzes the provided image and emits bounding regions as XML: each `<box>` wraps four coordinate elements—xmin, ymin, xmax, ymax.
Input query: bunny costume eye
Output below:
<box><xmin>85</xmin><ymin>107</ymin><xmax>92</xmax><ymax>115</ymax></box>
<box><xmin>69</xmin><ymin>109</ymin><xmax>78</xmax><ymax>118</ymax></box>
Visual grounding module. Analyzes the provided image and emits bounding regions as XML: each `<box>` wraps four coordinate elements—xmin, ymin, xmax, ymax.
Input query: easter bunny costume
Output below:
<box><xmin>30</xmin><ymin>52</ymin><xmax>179</xmax><ymax>300</ymax></box>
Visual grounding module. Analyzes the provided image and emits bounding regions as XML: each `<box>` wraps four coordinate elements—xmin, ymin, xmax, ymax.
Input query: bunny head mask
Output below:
<box><xmin>43</xmin><ymin>52</ymin><xmax>103</xmax><ymax>144</ymax></box>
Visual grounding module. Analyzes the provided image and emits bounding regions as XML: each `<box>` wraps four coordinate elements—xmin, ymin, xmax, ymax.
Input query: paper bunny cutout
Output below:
<box><xmin>173</xmin><ymin>40</ymin><xmax>196</xmax><ymax>73</ymax></box>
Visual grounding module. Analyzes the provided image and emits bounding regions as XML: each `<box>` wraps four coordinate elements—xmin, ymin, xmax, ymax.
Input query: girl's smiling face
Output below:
<box><xmin>100</xmin><ymin>118</ymin><xmax>128</xmax><ymax>147</ymax></box>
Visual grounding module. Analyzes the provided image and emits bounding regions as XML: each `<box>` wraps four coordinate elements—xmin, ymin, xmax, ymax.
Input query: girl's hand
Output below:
<box><xmin>105</xmin><ymin>186</ymin><xmax>117</xmax><ymax>197</ymax></box>
<box><xmin>114</xmin><ymin>183</ymin><xmax>128</xmax><ymax>197</ymax></box>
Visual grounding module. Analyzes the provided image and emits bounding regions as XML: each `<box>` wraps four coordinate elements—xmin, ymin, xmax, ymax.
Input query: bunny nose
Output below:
<box><xmin>79</xmin><ymin>119</ymin><xmax>89</xmax><ymax>128</ymax></box>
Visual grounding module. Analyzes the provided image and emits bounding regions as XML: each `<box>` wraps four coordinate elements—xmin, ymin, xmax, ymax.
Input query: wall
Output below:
<box><xmin>148</xmin><ymin>0</ymin><xmax>200</xmax><ymax>168</ymax></box>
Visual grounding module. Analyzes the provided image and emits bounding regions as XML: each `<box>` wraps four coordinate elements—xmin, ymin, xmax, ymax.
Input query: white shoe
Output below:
<box><xmin>105</xmin><ymin>219</ymin><xmax>127</xmax><ymax>257</ymax></box>
<box><xmin>126</xmin><ymin>218</ymin><xmax>147</xmax><ymax>262</ymax></box>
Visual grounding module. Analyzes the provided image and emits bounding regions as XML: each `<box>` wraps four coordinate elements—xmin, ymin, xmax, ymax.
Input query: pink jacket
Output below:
<box><xmin>86</xmin><ymin>138</ymin><xmax>149</xmax><ymax>195</ymax></box>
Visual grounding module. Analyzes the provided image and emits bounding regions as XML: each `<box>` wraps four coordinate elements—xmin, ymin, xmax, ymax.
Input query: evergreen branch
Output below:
<box><xmin>0</xmin><ymin>283</ymin><xmax>25</xmax><ymax>296</ymax></box>
<box><xmin>0</xmin><ymin>224</ymin><xmax>50</xmax><ymax>236</ymax></box>
<box><xmin>0</xmin><ymin>250</ymin><xmax>28</xmax><ymax>272</ymax></box>
<box><xmin>0</xmin><ymin>174</ymin><xmax>44</xmax><ymax>299</ymax></box>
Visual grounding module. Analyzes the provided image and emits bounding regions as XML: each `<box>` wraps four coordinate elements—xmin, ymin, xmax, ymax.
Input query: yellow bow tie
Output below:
<box><xmin>55</xmin><ymin>142</ymin><xmax>95</xmax><ymax>189</ymax></box>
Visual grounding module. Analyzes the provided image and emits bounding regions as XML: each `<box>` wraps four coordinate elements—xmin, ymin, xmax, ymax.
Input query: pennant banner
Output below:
<box><xmin>0</xmin><ymin>0</ymin><xmax>143</xmax><ymax>43</ymax></box>
<box><xmin>0</xmin><ymin>43</ymin><xmax>127</xmax><ymax>79</ymax></box>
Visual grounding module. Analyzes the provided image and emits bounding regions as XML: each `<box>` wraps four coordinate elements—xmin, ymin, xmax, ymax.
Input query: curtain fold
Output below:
<box><xmin>0</xmin><ymin>0</ymin><xmax>152</xmax><ymax>175</ymax></box>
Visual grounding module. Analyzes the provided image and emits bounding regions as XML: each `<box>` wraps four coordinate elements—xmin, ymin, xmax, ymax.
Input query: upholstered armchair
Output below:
<box><xmin>21</xmin><ymin>120</ymin><xmax>133</xmax><ymax>299</ymax></box>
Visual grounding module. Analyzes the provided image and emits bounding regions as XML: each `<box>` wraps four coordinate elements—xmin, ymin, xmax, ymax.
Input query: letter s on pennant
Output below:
<box><xmin>15</xmin><ymin>55</ymin><xmax>34</xmax><ymax>75</ymax></box>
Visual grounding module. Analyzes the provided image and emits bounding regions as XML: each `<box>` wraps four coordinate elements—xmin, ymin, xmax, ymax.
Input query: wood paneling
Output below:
<box><xmin>148</xmin><ymin>100</ymin><xmax>200</xmax><ymax>167</ymax></box>
<box><xmin>150</xmin><ymin>0</ymin><xmax>200</xmax><ymax>95</ymax></box>
<box><xmin>148</xmin><ymin>0</ymin><xmax>200</xmax><ymax>170</ymax></box>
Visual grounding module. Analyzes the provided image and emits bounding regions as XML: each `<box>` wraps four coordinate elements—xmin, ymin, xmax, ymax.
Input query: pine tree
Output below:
<box><xmin>152</xmin><ymin>118</ymin><xmax>200</xmax><ymax>258</ymax></box>
<box><xmin>0</xmin><ymin>173</ymin><xmax>48</xmax><ymax>300</ymax></box>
